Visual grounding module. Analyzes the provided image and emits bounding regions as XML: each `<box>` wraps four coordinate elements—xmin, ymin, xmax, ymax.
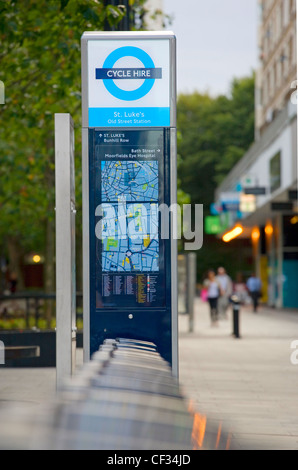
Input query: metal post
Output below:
<box><xmin>55</xmin><ymin>113</ymin><xmax>76</xmax><ymax>390</ymax></box>
<box><xmin>0</xmin><ymin>340</ymin><xmax>4</xmax><ymax>365</ymax></box>
<box><xmin>35</xmin><ymin>297</ymin><xmax>39</xmax><ymax>328</ymax></box>
<box><xmin>230</xmin><ymin>295</ymin><xmax>241</xmax><ymax>338</ymax></box>
<box><xmin>25</xmin><ymin>298</ymin><xmax>30</xmax><ymax>328</ymax></box>
<box><xmin>171</xmin><ymin>128</ymin><xmax>178</xmax><ymax>378</ymax></box>
<box><xmin>187</xmin><ymin>252</ymin><xmax>197</xmax><ymax>333</ymax></box>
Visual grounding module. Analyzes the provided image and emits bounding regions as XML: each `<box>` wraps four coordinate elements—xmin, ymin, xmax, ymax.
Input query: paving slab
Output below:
<box><xmin>178</xmin><ymin>298</ymin><xmax>298</xmax><ymax>450</ymax></box>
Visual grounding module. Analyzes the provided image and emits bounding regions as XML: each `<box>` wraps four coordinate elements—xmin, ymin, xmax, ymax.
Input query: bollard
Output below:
<box><xmin>230</xmin><ymin>295</ymin><xmax>241</xmax><ymax>339</ymax></box>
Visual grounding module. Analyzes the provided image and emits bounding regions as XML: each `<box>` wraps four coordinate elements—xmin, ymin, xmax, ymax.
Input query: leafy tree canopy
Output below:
<box><xmin>0</xmin><ymin>0</ymin><xmax>147</xmax><ymax>255</ymax></box>
<box><xmin>177</xmin><ymin>75</ymin><xmax>255</xmax><ymax>210</ymax></box>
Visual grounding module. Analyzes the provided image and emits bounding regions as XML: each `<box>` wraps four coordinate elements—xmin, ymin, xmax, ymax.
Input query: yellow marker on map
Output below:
<box><xmin>144</xmin><ymin>235</ymin><xmax>150</xmax><ymax>248</ymax></box>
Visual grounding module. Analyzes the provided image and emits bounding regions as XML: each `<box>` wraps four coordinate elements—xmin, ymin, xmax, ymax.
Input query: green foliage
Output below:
<box><xmin>177</xmin><ymin>75</ymin><xmax>255</xmax><ymax>209</ymax></box>
<box><xmin>0</xmin><ymin>316</ymin><xmax>56</xmax><ymax>330</ymax></box>
<box><xmin>177</xmin><ymin>75</ymin><xmax>255</xmax><ymax>278</ymax></box>
<box><xmin>0</xmin><ymin>0</ymin><xmax>148</xmax><ymax>260</ymax></box>
<box><xmin>0</xmin><ymin>0</ymin><xmax>188</xmax><ymax>296</ymax></box>
<box><xmin>0</xmin><ymin>0</ymin><xmax>189</xmax><ymax>287</ymax></box>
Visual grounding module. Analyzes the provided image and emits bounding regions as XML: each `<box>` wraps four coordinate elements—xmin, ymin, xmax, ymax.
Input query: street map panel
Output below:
<box><xmin>101</xmin><ymin>160</ymin><xmax>159</xmax><ymax>272</ymax></box>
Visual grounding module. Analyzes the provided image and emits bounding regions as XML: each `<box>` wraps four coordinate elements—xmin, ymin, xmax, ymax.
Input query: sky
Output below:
<box><xmin>162</xmin><ymin>0</ymin><xmax>258</xmax><ymax>97</ymax></box>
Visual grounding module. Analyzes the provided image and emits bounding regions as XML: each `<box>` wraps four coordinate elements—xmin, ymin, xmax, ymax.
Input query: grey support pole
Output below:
<box><xmin>187</xmin><ymin>252</ymin><xmax>197</xmax><ymax>333</ymax></box>
<box><xmin>55</xmin><ymin>113</ymin><xmax>77</xmax><ymax>390</ymax></box>
<box><xmin>0</xmin><ymin>340</ymin><xmax>4</xmax><ymax>365</ymax></box>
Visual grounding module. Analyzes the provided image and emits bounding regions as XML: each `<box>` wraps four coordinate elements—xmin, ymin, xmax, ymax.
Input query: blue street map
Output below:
<box><xmin>102</xmin><ymin>160</ymin><xmax>158</xmax><ymax>202</ymax></box>
<box><xmin>101</xmin><ymin>160</ymin><xmax>159</xmax><ymax>272</ymax></box>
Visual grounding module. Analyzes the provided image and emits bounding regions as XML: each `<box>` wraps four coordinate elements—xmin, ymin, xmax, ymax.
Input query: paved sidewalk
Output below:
<box><xmin>1</xmin><ymin>299</ymin><xmax>298</xmax><ymax>450</ymax></box>
<box><xmin>178</xmin><ymin>298</ymin><xmax>298</xmax><ymax>450</ymax></box>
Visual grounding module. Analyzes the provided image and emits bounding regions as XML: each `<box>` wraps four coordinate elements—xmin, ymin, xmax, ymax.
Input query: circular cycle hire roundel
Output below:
<box><xmin>102</xmin><ymin>46</ymin><xmax>156</xmax><ymax>101</ymax></box>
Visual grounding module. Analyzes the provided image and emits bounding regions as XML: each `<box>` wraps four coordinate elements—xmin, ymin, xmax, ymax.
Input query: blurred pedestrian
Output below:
<box><xmin>216</xmin><ymin>267</ymin><xmax>233</xmax><ymax>319</ymax></box>
<box><xmin>246</xmin><ymin>273</ymin><xmax>262</xmax><ymax>312</ymax></box>
<box><xmin>234</xmin><ymin>272</ymin><xmax>250</xmax><ymax>304</ymax></box>
<box><xmin>204</xmin><ymin>270</ymin><xmax>222</xmax><ymax>326</ymax></box>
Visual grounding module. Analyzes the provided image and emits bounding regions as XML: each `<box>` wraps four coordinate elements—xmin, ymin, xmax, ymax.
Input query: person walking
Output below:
<box><xmin>246</xmin><ymin>273</ymin><xmax>262</xmax><ymax>312</ymax></box>
<box><xmin>216</xmin><ymin>267</ymin><xmax>233</xmax><ymax>319</ymax></box>
<box><xmin>204</xmin><ymin>270</ymin><xmax>222</xmax><ymax>326</ymax></box>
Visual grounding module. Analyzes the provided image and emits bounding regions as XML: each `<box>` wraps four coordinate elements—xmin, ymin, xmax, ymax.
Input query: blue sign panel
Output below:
<box><xmin>87</xmin><ymin>40</ymin><xmax>171</xmax><ymax>128</ymax></box>
<box><xmin>88</xmin><ymin>107</ymin><xmax>170</xmax><ymax>128</ymax></box>
<box><xmin>88</xmin><ymin>129</ymin><xmax>172</xmax><ymax>364</ymax></box>
<box><xmin>96</xmin><ymin>67</ymin><xmax>162</xmax><ymax>80</ymax></box>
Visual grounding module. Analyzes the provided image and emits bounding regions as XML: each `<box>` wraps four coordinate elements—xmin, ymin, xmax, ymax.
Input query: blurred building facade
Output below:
<box><xmin>255</xmin><ymin>0</ymin><xmax>296</xmax><ymax>138</ymax></box>
<box><xmin>214</xmin><ymin>0</ymin><xmax>297</xmax><ymax>309</ymax></box>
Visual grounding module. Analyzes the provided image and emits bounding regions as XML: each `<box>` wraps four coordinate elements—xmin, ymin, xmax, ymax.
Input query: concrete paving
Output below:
<box><xmin>178</xmin><ymin>298</ymin><xmax>298</xmax><ymax>450</ymax></box>
<box><xmin>0</xmin><ymin>298</ymin><xmax>298</xmax><ymax>450</ymax></box>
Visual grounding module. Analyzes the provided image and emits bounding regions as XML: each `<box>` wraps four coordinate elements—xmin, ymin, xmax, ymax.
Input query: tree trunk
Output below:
<box><xmin>7</xmin><ymin>236</ymin><xmax>25</xmax><ymax>292</ymax></box>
